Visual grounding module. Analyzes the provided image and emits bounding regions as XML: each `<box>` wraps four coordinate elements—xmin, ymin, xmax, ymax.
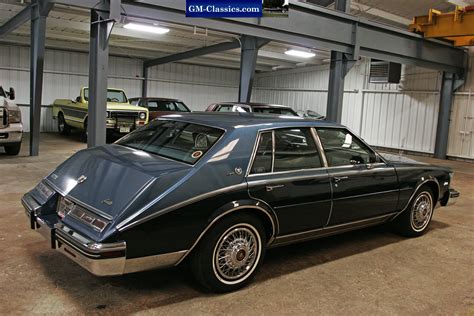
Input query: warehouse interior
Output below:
<box><xmin>0</xmin><ymin>0</ymin><xmax>473</xmax><ymax>314</ymax></box>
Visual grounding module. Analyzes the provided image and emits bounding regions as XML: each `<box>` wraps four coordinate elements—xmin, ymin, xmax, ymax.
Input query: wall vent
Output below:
<box><xmin>369</xmin><ymin>59</ymin><xmax>402</xmax><ymax>84</ymax></box>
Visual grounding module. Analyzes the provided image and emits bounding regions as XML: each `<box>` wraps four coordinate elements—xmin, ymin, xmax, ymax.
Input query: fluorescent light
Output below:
<box><xmin>123</xmin><ymin>23</ymin><xmax>170</xmax><ymax>34</ymax></box>
<box><xmin>285</xmin><ymin>49</ymin><xmax>316</xmax><ymax>58</ymax></box>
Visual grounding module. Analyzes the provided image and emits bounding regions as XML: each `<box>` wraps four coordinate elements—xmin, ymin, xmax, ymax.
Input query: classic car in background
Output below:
<box><xmin>129</xmin><ymin>97</ymin><xmax>190</xmax><ymax>120</ymax></box>
<box><xmin>297</xmin><ymin>109</ymin><xmax>326</xmax><ymax>120</ymax></box>
<box><xmin>0</xmin><ymin>86</ymin><xmax>23</xmax><ymax>155</ymax></box>
<box><xmin>22</xmin><ymin>113</ymin><xmax>459</xmax><ymax>292</ymax></box>
<box><xmin>52</xmin><ymin>87</ymin><xmax>149</xmax><ymax>137</ymax></box>
<box><xmin>206</xmin><ymin>102</ymin><xmax>299</xmax><ymax>116</ymax></box>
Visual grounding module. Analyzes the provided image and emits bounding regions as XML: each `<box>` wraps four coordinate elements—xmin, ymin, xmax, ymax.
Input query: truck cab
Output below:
<box><xmin>53</xmin><ymin>87</ymin><xmax>149</xmax><ymax>136</ymax></box>
<box><xmin>0</xmin><ymin>86</ymin><xmax>23</xmax><ymax>155</ymax></box>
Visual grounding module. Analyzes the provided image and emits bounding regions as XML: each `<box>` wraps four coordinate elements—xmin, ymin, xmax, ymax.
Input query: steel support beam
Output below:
<box><xmin>142</xmin><ymin>64</ymin><xmax>148</xmax><ymax>97</ymax></box>
<box><xmin>87</xmin><ymin>1</ymin><xmax>116</xmax><ymax>148</ymax></box>
<box><xmin>29</xmin><ymin>1</ymin><xmax>53</xmax><ymax>156</ymax></box>
<box><xmin>326</xmin><ymin>0</ymin><xmax>350</xmax><ymax>123</ymax></box>
<box><xmin>144</xmin><ymin>40</ymin><xmax>240</xmax><ymax>68</ymax></box>
<box><xmin>434</xmin><ymin>72</ymin><xmax>456</xmax><ymax>159</ymax></box>
<box><xmin>238</xmin><ymin>36</ymin><xmax>270</xmax><ymax>103</ymax></box>
<box><xmin>0</xmin><ymin>5</ymin><xmax>31</xmax><ymax>37</ymax></box>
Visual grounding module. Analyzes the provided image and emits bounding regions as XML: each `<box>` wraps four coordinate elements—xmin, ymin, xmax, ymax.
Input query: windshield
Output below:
<box><xmin>116</xmin><ymin>120</ymin><xmax>224</xmax><ymax>164</ymax></box>
<box><xmin>147</xmin><ymin>100</ymin><xmax>190</xmax><ymax>112</ymax></box>
<box><xmin>83</xmin><ymin>89</ymin><xmax>128</xmax><ymax>103</ymax></box>
<box><xmin>253</xmin><ymin>107</ymin><xmax>298</xmax><ymax>116</ymax></box>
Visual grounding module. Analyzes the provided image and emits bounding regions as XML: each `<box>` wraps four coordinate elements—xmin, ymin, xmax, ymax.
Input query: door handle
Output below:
<box><xmin>266</xmin><ymin>184</ymin><xmax>285</xmax><ymax>192</ymax></box>
<box><xmin>333</xmin><ymin>176</ymin><xmax>349</xmax><ymax>183</ymax></box>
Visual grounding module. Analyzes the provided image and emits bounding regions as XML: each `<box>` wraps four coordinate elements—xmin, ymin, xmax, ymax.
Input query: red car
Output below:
<box><xmin>205</xmin><ymin>102</ymin><xmax>298</xmax><ymax>116</ymax></box>
<box><xmin>129</xmin><ymin>97</ymin><xmax>191</xmax><ymax>120</ymax></box>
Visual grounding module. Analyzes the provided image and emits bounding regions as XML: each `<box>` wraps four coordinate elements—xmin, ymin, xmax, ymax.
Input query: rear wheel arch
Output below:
<box><xmin>177</xmin><ymin>201</ymin><xmax>277</xmax><ymax>265</ymax></box>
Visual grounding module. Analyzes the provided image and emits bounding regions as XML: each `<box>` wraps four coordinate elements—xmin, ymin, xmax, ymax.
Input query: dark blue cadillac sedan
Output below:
<box><xmin>23</xmin><ymin>112</ymin><xmax>459</xmax><ymax>292</ymax></box>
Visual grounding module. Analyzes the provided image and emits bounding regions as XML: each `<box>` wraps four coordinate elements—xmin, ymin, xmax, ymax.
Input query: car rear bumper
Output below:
<box><xmin>22</xmin><ymin>193</ymin><xmax>186</xmax><ymax>276</ymax></box>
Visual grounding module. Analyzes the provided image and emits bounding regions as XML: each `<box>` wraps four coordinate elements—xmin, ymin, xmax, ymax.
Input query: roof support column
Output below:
<box><xmin>142</xmin><ymin>64</ymin><xmax>148</xmax><ymax>98</ymax></box>
<box><xmin>87</xmin><ymin>0</ymin><xmax>118</xmax><ymax>148</ymax></box>
<box><xmin>238</xmin><ymin>36</ymin><xmax>270</xmax><ymax>103</ymax></box>
<box><xmin>326</xmin><ymin>0</ymin><xmax>351</xmax><ymax>123</ymax></box>
<box><xmin>29</xmin><ymin>0</ymin><xmax>52</xmax><ymax>156</ymax></box>
<box><xmin>434</xmin><ymin>72</ymin><xmax>460</xmax><ymax>159</ymax></box>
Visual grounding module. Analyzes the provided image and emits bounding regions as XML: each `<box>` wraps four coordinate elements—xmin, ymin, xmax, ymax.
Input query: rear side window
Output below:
<box><xmin>274</xmin><ymin>128</ymin><xmax>322</xmax><ymax>172</ymax></box>
<box><xmin>250</xmin><ymin>128</ymin><xmax>322</xmax><ymax>174</ymax></box>
<box><xmin>317</xmin><ymin>128</ymin><xmax>377</xmax><ymax>166</ymax></box>
<box><xmin>250</xmin><ymin>132</ymin><xmax>273</xmax><ymax>174</ymax></box>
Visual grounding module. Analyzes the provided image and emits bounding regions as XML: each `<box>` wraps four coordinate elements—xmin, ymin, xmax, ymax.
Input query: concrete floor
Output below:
<box><xmin>1</xmin><ymin>133</ymin><xmax>473</xmax><ymax>315</ymax></box>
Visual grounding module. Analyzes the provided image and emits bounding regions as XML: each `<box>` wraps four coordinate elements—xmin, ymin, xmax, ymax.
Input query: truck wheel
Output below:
<box><xmin>190</xmin><ymin>213</ymin><xmax>266</xmax><ymax>293</ymax></box>
<box><xmin>4</xmin><ymin>143</ymin><xmax>21</xmax><ymax>155</ymax></box>
<box><xmin>393</xmin><ymin>186</ymin><xmax>434</xmax><ymax>237</ymax></box>
<box><xmin>58</xmin><ymin>113</ymin><xmax>70</xmax><ymax>135</ymax></box>
<box><xmin>82</xmin><ymin>119</ymin><xmax>88</xmax><ymax>142</ymax></box>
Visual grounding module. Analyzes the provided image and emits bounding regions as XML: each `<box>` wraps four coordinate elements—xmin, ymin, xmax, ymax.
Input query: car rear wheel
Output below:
<box><xmin>4</xmin><ymin>143</ymin><xmax>21</xmax><ymax>155</ymax></box>
<box><xmin>393</xmin><ymin>186</ymin><xmax>434</xmax><ymax>237</ymax></box>
<box><xmin>190</xmin><ymin>213</ymin><xmax>266</xmax><ymax>293</ymax></box>
<box><xmin>58</xmin><ymin>113</ymin><xmax>70</xmax><ymax>135</ymax></box>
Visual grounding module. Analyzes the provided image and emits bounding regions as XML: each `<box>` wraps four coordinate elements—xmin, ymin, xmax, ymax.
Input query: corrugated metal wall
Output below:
<box><xmin>0</xmin><ymin>45</ymin><xmax>239</xmax><ymax>132</ymax></box>
<box><xmin>448</xmin><ymin>48</ymin><xmax>474</xmax><ymax>159</ymax></box>
<box><xmin>254</xmin><ymin>58</ymin><xmax>445</xmax><ymax>155</ymax></box>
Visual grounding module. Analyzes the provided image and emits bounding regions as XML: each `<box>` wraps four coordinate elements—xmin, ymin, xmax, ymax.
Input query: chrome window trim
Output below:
<box><xmin>311</xmin><ymin>127</ymin><xmax>328</xmax><ymax>168</ymax></box>
<box><xmin>247</xmin><ymin>172</ymin><xmax>330</xmax><ymax>187</ymax></box>
<box><xmin>248</xmin><ymin>126</ymin><xmax>326</xmax><ymax>177</ymax></box>
<box><xmin>315</xmin><ymin>126</ymin><xmax>387</xmax><ymax>167</ymax></box>
<box><xmin>174</xmin><ymin>205</ymin><xmax>277</xmax><ymax>266</ymax></box>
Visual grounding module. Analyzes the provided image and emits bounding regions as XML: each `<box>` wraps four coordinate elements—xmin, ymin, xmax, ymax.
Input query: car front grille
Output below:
<box><xmin>0</xmin><ymin>108</ymin><xmax>6</xmax><ymax>128</ymax></box>
<box><xmin>111</xmin><ymin>112</ymin><xmax>139</xmax><ymax>128</ymax></box>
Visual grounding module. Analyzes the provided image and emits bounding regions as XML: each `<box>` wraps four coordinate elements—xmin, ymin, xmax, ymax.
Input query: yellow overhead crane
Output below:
<box><xmin>409</xmin><ymin>6</ymin><xmax>474</xmax><ymax>46</ymax></box>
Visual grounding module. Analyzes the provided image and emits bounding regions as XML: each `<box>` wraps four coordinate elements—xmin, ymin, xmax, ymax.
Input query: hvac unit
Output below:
<box><xmin>369</xmin><ymin>59</ymin><xmax>402</xmax><ymax>84</ymax></box>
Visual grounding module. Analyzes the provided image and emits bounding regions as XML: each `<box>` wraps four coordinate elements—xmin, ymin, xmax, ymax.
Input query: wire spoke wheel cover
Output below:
<box><xmin>410</xmin><ymin>191</ymin><xmax>433</xmax><ymax>232</ymax></box>
<box><xmin>212</xmin><ymin>224</ymin><xmax>262</xmax><ymax>285</ymax></box>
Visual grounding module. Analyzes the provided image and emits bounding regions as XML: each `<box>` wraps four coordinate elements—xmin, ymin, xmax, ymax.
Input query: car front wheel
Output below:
<box><xmin>4</xmin><ymin>143</ymin><xmax>21</xmax><ymax>155</ymax></box>
<box><xmin>190</xmin><ymin>213</ymin><xmax>266</xmax><ymax>292</ymax></box>
<box><xmin>394</xmin><ymin>186</ymin><xmax>434</xmax><ymax>237</ymax></box>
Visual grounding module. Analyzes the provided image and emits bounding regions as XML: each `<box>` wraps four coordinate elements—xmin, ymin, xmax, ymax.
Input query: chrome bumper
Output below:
<box><xmin>0</xmin><ymin>123</ymin><xmax>22</xmax><ymax>144</ymax></box>
<box><xmin>446</xmin><ymin>189</ymin><xmax>460</xmax><ymax>206</ymax></box>
<box><xmin>22</xmin><ymin>193</ymin><xmax>186</xmax><ymax>276</ymax></box>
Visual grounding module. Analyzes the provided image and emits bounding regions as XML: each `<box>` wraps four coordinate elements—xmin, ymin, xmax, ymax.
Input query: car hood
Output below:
<box><xmin>381</xmin><ymin>153</ymin><xmax>428</xmax><ymax>165</ymax></box>
<box><xmin>45</xmin><ymin>144</ymin><xmax>190</xmax><ymax>219</ymax></box>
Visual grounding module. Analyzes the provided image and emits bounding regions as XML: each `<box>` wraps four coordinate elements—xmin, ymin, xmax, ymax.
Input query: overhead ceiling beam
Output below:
<box><xmin>0</xmin><ymin>5</ymin><xmax>31</xmax><ymax>37</ymax></box>
<box><xmin>47</xmin><ymin>0</ymin><xmax>467</xmax><ymax>75</ymax></box>
<box><xmin>144</xmin><ymin>39</ymin><xmax>241</xmax><ymax>68</ymax></box>
<box><xmin>350</xmin><ymin>1</ymin><xmax>412</xmax><ymax>25</ymax></box>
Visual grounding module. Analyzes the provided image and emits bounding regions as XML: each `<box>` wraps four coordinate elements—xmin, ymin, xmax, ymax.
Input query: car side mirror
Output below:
<box><xmin>76</xmin><ymin>96</ymin><xmax>81</xmax><ymax>102</ymax></box>
<box><xmin>8</xmin><ymin>87</ymin><xmax>15</xmax><ymax>100</ymax></box>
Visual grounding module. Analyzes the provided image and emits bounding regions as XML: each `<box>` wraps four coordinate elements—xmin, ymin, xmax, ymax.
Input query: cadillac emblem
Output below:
<box><xmin>77</xmin><ymin>175</ymin><xmax>87</xmax><ymax>184</ymax></box>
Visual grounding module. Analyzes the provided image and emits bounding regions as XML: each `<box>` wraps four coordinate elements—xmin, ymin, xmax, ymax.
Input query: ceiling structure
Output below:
<box><xmin>0</xmin><ymin>0</ymin><xmax>471</xmax><ymax>72</ymax></box>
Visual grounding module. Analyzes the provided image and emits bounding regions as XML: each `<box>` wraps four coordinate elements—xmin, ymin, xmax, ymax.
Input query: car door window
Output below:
<box><xmin>250</xmin><ymin>132</ymin><xmax>273</xmax><ymax>174</ymax></box>
<box><xmin>274</xmin><ymin>128</ymin><xmax>322</xmax><ymax>172</ymax></box>
<box><xmin>317</xmin><ymin>128</ymin><xmax>377</xmax><ymax>166</ymax></box>
<box><xmin>217</xmin><ymin>105</ymin><xmax>233</xmax><ymax>112</ymax></box>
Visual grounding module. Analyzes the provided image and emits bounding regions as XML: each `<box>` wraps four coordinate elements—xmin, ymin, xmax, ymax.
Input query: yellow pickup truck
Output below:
<box><xmin>52</xmin><ymin>87</ymin><xmax>149</xmax><ymax>136</ymax></box>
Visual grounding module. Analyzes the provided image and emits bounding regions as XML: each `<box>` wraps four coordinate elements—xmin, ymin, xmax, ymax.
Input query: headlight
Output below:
<box><xmin>139</xmin><ymin>112</ymin><xmax>146</xmax><ymax>120</ymax></box>
<box><xmin>36</xmin><ymin>182</ymin><xmax>55</xmax><ymax>200</ymax></box>
<box><xmin>8</xmin><ymin>109</ymin><xmax>21</xmax><ymax>123</ymax></box>
<box><xmin>57</xmin><ymin>196</ymin><xmax>75</xmax><ymax>219</ymax></box>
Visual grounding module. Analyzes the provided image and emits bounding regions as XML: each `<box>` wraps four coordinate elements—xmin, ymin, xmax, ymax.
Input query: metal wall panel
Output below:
<box><xmin>0</xmin><ymin>45</ymin><xmax>240</xmax><ymax>132</ymax></box>
<box><xmin>254</xmin><ymin>58</ymin><xmax>444</xmax><ymax>155</ymax></box>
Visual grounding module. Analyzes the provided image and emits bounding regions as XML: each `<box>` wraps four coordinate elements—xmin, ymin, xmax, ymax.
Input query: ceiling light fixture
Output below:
<box><xmin>284</xmin><ymin>49</ymin><xmax>316</xmax><ymax>58</ymax></box>
<box><xmin>123</xmin><ymin>23</ymin><xmax>170</xmax><ymax>34</ymax></box>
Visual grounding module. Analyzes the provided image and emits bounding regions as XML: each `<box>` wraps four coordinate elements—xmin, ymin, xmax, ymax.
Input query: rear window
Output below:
<box><xmin>116</xmin><ymin>120</ymin><xmax>223</xmax><ymax>164</ymax></box>
<box><xmin>253</xmin><ymin>107</ymin><xmax>297</xmax><ymax>116</ymax></box>
<box><xmin>147</xmin><ymin>100</ymin><xmax>190</xmax><ymax>112</ymax></box>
